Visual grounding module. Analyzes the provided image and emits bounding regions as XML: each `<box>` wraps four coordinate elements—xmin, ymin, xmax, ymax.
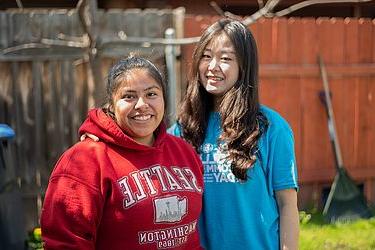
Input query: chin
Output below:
<box><xmin>206</xmin><ymin>88</ymin><xmax>223</xmax><ymax>96</ymax></box>
<box><xmin>205</xmin><ymin>85</ymin><xmax>218</xmax><ymax>92</ymax></box>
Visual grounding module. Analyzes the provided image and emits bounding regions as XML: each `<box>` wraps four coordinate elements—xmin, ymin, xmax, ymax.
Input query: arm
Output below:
<box><xmin>41</xmin><ymin>145</ymin><xmax>104</xmax><ymax>249</ymax></box>
<box><xmin>275</xmin><ymin>188</ymin><xmax>299</xmax><ymax>250</ymax></box>
<box><xmin>41</xmin><ymin>177</ymin><xmax>102</xmax><ymax>250</ymax></box>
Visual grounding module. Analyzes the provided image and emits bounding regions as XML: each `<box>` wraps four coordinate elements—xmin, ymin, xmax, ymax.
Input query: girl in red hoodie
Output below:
<box><xmin>41</xmin><ymin>56</ymin><xmax>204</xmax><ymax>250</ymax></box>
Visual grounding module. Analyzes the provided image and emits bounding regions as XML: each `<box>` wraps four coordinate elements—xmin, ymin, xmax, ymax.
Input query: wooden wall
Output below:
<box><xmin>0</xmin><ymin>8</ymin><xmax>173</xmax><ymax>243</ymax></box>
<box><xmin>183</xmin><ymin>16</ymin><xmax>375</xmax><ymax>208</ymax></box>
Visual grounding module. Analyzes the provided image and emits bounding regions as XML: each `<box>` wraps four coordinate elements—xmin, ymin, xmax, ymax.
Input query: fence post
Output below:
<box><xmin>164</xmin><ymin>28</ymin><xmax>177</xmax><ymax>125</ymax></box>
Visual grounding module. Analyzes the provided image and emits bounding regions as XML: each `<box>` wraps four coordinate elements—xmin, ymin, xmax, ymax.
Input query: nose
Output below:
<box><xmin>207</xmin><ymin>58</ymin><xmax>219</xmax><ymax>71</ymax></box>
<box><xmin>134</xmin><ymin>97</ymin><xmax>148</xmax><ymax>109</ymax></box>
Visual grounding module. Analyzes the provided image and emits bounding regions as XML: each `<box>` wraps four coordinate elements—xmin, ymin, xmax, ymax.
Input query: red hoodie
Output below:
<box><xmin>41</xmin><ymin>109</ymin><xmax>204</xmax><ymax>250</ymax></box>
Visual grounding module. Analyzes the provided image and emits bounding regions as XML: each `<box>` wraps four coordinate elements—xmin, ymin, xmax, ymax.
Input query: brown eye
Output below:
<box><xmin>147</xmin><ymin>92</ymin><xmax>157</xmax><ymax>97</ymax></box>
<box><xmin>122</xmin><ymin>94</ymin><xmax>135</xmax><ymax>100</ymax></box>
<box><xmin>201</xmin><ymin>54</ymin><xmax>211</xmax><ymax>59</ymax></box>
<box><xmin>221</xmin><ymin>57</ymin><xmax>232</xmax><ymax>61</ymax></box>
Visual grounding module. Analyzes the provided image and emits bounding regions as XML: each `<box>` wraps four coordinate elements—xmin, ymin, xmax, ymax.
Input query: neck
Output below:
<box><xmin>135</xmin><ymin>134</ymin><xmax>155</xmax><ymax>147</ymax></box>
<box><xmin>213</xmin><ymin>96</ymin><xmax>222</xmax><ymax>112</ymax></box>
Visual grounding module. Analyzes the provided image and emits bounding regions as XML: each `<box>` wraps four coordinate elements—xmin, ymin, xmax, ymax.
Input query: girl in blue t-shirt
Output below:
<box><xmin>169</xmin><ymin>19</ymin><xmax>299</xmax><ymax>250</ymax></box>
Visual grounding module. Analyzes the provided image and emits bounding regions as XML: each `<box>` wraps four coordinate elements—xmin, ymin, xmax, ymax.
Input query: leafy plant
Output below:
<box><xmin>26</xmin><ymin>227</ymin><xmax>43</xmax><ymax>250</ymax></box>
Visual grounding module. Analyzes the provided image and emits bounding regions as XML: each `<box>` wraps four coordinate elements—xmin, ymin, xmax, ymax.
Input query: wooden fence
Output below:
<box><xmin>0</xmin><ymin>8</ymin><xmax>178</xmax><ymax>248</ymax></box>
<box><xmin>183</xmin><ymin>16</ymin><xmax>375</xmax><ymax>208</ymax></box>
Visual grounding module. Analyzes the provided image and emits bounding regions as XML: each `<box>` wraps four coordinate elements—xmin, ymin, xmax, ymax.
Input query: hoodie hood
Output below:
<box><xmin>79</xmin><ymin>108</ymin><xmax>167</xmax><ymax>151</ymax></box>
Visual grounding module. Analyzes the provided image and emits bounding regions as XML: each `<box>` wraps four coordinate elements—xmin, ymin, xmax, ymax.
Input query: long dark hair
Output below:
<box><xmin>178</xmin><ymin>19</ymin><xmax>267</xmax><ymax>181</ymax></box>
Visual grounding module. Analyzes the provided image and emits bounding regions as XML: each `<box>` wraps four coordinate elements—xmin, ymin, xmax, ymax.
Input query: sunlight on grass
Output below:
<box><xmin>300</xmin><ymin>212</ymin><xmax>375</xmax><ymax>250</ymax></box>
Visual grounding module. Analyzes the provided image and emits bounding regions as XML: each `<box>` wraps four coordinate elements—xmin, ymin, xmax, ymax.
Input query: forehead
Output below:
<box><xmin>205</xmin><ymin>33</ymin><xmax>235</xmax><ymax>51</ymax></box>
<box><xmin>117</xmin><ymin>69</ymin><xmax>160</xmax><ymax>89</ymax></box>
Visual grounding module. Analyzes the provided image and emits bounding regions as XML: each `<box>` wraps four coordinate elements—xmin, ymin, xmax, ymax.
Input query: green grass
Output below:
<box><xmin>299</xmin><ymin>211</ymin><xmax>375</xmax><ymax>250</ymax></box>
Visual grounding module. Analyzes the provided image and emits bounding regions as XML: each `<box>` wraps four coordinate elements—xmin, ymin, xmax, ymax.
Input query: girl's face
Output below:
<box><xmin>112</xmin><ymin>69</ymin><xmax>165</xmax><ymax>146</ymax></box>
<box><xmin>198</xmin><ymin>32</ymin><xmax>239</xmax><ymax>99</ymax></box>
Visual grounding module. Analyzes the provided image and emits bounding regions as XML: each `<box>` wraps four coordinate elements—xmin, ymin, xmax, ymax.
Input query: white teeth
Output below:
<box><xmin>133</xmin><ymin>115</ymin><xmax>151</xmax><ymax>121</ymax></box>
<box><xmin>207</xmin><ymin>76</ymin><xmax>224</xmax><ymax>81</ymax></box>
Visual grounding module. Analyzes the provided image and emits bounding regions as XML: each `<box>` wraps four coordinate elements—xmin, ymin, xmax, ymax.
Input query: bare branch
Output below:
<box><xmin>41</xmin><ymin>38</ymin><xmax>88</xmax><ymax>47</ymax></box>
<box><xmin>224</xmin><ymin>11</ymin><xmax>244</xmax><ymax>21</ymax></box>
<box><xmin>0</xmin><ymin>35</ymin><xmax>202</xmax><ymax>56</ymax></box>
<box><xmin>1</xmin><ymin>43</ymin><xmax>49</xmax><ymax>54</ymax></box>
<box><xmin>210</xmin><ymin>1</ymin><xmax>226</xmax><ymax>16</ymax></box>
<box><xmin>274</xmin><ymin>0</ymin><xmax>374</xmax><ymax>17</ymax></box>
<box><xmin>209</xmin><ymin>1</ymin><xmax>244</xmax><ymax>21</ymax></box>
<box><xmin>15</xmin><ymin>0</ymin><xmax>23</xmax><ymax>9</ymax></box>
<box><xmin>77</xmin><ymin>0</ymin><xmax>104</xmax><ymax>107</ymax></box>
<box><xmin>242</xmin><ymin>0</ymin><xmax>281</xmax><ymax>25</ymax></box>
<box><xmin>257</xmin><ymin>0</ymin><xmax>265</xmax><ymax>9</ymax></box>
<box><xmin>76</xmin><ymin>0</ymin><xmax>101</xmax><ymax>53</ymax></box>
<box><xmin>57</xmin><ymin>33</ymin><xmax>89</xmax><ymax>42</ymax></box>
<box><xmin>104</xmin><ymin>36</ymin><xmax>201</xmax><ymax>46</ymax></box>
<box><xmin>77</xmin><ymin>0</ymin><xmax>96</xmax><ymax>47</ymax></box>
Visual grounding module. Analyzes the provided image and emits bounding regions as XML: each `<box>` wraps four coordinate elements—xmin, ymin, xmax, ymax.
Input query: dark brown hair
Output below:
<box><xmin>103</xmin><ymin>55</ymin><xmax>167</xmax><ymax>118</ymax></box>
<box><xmin>178</xmin><ymin>19</ymin><xmax>268</xmax><ymax>181</ymax></box>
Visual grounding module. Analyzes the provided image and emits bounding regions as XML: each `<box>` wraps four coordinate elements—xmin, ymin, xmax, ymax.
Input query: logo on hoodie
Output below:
<box><xmin>154</xmin><ymin>195</ymin><xmax>187</xmax><ymax>223</ymax></box>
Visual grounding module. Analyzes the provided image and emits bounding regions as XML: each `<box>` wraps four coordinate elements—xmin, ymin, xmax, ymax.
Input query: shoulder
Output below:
<box><xmin>164</xmin><ymin>133</ymin><xmax>192</xmax><ymax>150</ymax></box>
<box><xmin>52</xmin><ymin>140</ymin><xmax>109</xmax><ymax>178</ymax></box>
<box><xmin>167</xmin><ymin>122</ymin><xmax>182</xmax><ymax>137</ymax></box>
<box><xmin>67</xmin><ymin>139</ymin><xmax>108</xmax><ymax>159</ymax></box>
<box><xmin>260</xmin><ymin>105</ymin><xmax>293</xmax><ymax>135</ymax></box>
<box><xmin>164</xmin><ymin>133</ymin><xmax>200</xmax><ymax>158</ymax></box>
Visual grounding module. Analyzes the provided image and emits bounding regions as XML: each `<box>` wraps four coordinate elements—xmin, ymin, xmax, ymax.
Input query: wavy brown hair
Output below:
<box><xmin>178</xmin><ymin>19</ymin><xmax>268</xmax><ymax>181</ymax></box>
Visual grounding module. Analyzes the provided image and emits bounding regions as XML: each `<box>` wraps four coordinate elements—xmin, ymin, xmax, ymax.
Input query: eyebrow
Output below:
<box><xmin>203</xmin><ymin>48</ymin><xmax>236</xmax><ymax>54</ymax></box>
<box><xmin>144</xmin><ymin>85</ymin><xmax>161</xmax><ymax>91</ymax></box>
<box><xmin>122</xmin><ymin>85</ymin><xmax>161</xmax><ymax>92</ymax></box>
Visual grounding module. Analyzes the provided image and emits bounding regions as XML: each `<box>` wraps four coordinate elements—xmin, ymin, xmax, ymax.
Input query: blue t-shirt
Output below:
<box><xmin>168</xmin><ymin>105</ymin><xmax>298</xmax><ymax>250</ymax></box>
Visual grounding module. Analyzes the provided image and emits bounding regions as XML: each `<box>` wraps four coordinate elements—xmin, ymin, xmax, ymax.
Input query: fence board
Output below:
<box><xmin>358</xmin><ymin>19</ymin><xmax>373</xmax><ymax>62</ymax></box>
<box><xmin>258</xmin><ymin>18</ymin><xmax>273</xmax><ymax>64</ymax></box>
<box><xmin>357</xmin><ymin>77</ymin><xmax>375</xmax><ymax>168</ymax></box>
<box><xmin>344</xmin><ymin>18</ymin><xmax>359</xmax><ymax>63</ymax></box>
<box><xmin>287</xmin><ymin>18</ymin><xmax>303</xmax><ymax>64</ymax></box>
<box><xmin>0</xmin><ymin>13</ymin><xmax>8</xmax><ymax>48</ymax></box>
<box><xmin>301</xmin><ymin>18</ymin><xmax>319</xmax><ymax>64</ymax></box>
<box><xmin>273</xmin><ymin>18</ymin><xmax>288</xmax><ymax>64</ymax></box>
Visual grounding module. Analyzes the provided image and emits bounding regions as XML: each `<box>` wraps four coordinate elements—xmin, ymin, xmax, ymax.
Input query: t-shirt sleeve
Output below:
<box><xmin>167</xmin><ymin>122</ymin><xmax>182</xmax><ymax>137</ymax></box>
<box><xmin>270</xmin><ymin>124</ymin><xmax>299</xmax><ymax>192</ymax></box>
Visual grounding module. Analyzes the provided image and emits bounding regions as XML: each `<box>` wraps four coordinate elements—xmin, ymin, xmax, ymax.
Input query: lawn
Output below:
<box><xmin>299</xmin><ymin>211</ymin><xmax>375</xmax><ymax>250</ymax></box>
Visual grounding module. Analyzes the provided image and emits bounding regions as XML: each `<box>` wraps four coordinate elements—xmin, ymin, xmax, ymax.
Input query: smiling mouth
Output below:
<box><xmin>132</xmin><ymin>114</ymin><xmax>152</xmax><ymax>121</ymax></box>
<box><xmin>207</xmin><ymin>76</ymin><xmax>224</xmax><ymax>81</ymax></box>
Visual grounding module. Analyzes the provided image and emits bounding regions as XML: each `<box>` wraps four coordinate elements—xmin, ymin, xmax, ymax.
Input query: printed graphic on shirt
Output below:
<box><xmin>154</xmin><ymin>195</ymin><xmax>187</xmax><ymax>223</ymax></box>
<box><xmin>117</xmin><ymin>165</ymin><xmax>201</xmax><ymax>249</ymax></box>
<box><xmin>138</xmin><ymin>220</ymin><xmax>197</xmax><ymax>249</ymax></box>
<box><xmin>117</xmin><ymin>165</ymin><xmax>202</xmax><ymax>209</ymax></box>
<box><xmin>200</xmin><ymin>142</ymin><xmax>240</xmax><ymax>183</ymax></box>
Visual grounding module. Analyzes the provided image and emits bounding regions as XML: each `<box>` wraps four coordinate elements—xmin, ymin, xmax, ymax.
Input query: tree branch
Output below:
<box><xmin>1</xmin><ymin>43</ymin><xmax>49</xmax><ymax>54</ymax></box>
<box><xmin>210</xmin><ymin>1</ymin><xmax>226</xmax><ymax>16</ymax></box>
<box><xmin>257</xmin><ymin>0</ymin><xmax>265</xmax><ymax>9</ymax></box>
<box><xmin>274</xmin><ymin>0</ymin><xmax>374</xmax><ymax>17</ymax></box>
<box><xmin>243</xmin><ymin>0</ymin><xmax>281</xmax><ymax>25</ymax></box>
